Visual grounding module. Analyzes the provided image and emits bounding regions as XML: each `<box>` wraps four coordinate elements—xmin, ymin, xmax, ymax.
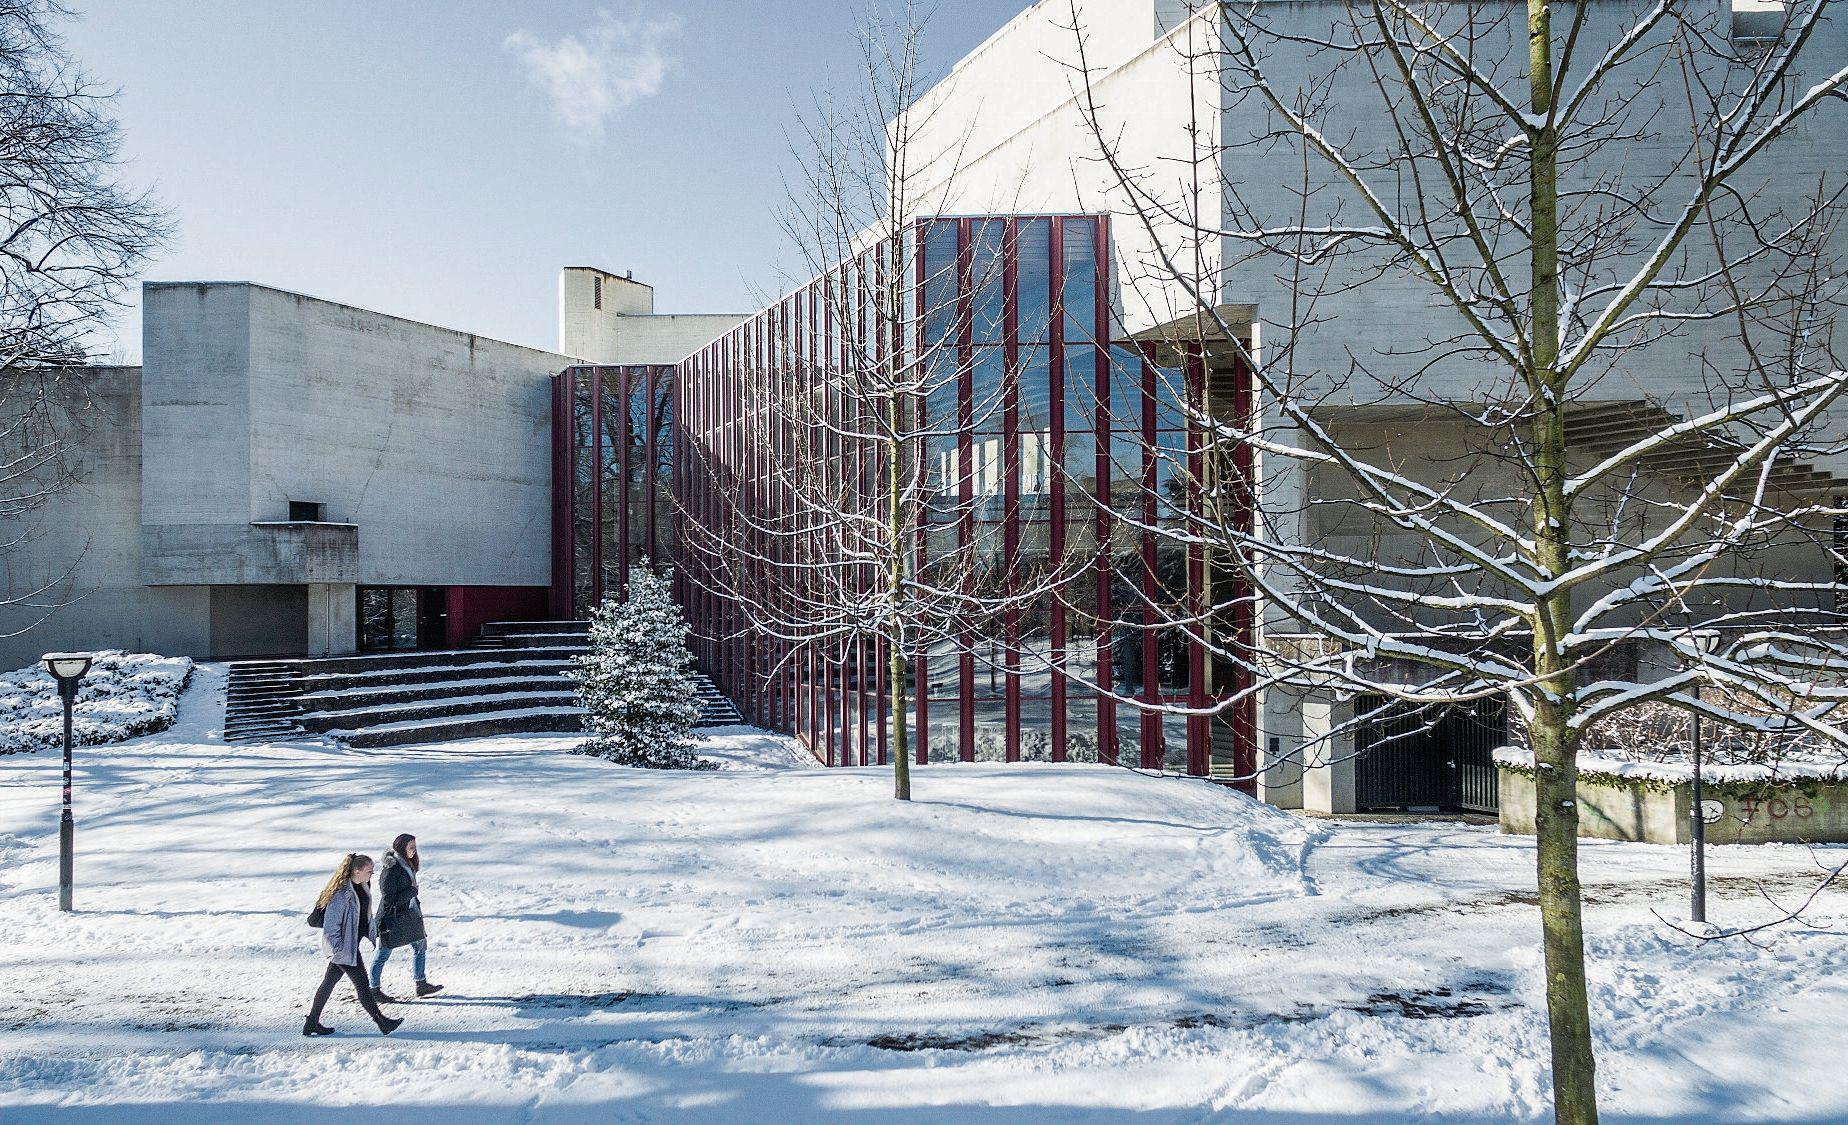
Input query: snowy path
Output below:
<box><xmin>0</xmin><ymin>669</ymin><xmax>1844</xmax><ymax>1122</ymax></box>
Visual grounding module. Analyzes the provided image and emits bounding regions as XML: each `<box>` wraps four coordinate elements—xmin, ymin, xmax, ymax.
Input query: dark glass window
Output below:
<box><xmin>1062</xmin><ymin>220</ymin><xmax>1097</xmax><ymax>342</ymax></box>
<box><xmin>1018</xmin><ymin>344</ymin><xmax>1052</xmax><ymax>431</ymax></box>
<box><xmin>971</xmin><ymin>346</ymin><xmax>1006</xmax><ymax>433</ymax></box>
<box><xmin>358</xmin><ymin>587</ymin><xmax>420</xmax><ymax>651</ymax></box>
<box><xmin>288</xmin><ymin>501</ymin><xmax>324</xmax><ymax>522</ymax></box>
<box><xmin>972</xmin><ymin>219</ymin><xmax>1006</xmax><ymax>345</ymax></box>
<box><xmin>924</xmin><ymin>221</ymin><xmax>960</xmax><ymax>346</ymax></box>
<box><xmin>1017</xmin><ymin>220</ymin><xmax>1052</xmax><ymax>342</ymax></box>
<box><xmin>1064</xmin><ymin>344</ymin><xmax>1099</xmax><ymax>432</ymax></box>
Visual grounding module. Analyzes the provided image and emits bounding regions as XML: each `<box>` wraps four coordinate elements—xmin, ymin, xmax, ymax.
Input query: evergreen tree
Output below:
<box><xmin>571</xmin><ymin>563</ymin><xmax>711</xmax><ymax>769</ymax></box>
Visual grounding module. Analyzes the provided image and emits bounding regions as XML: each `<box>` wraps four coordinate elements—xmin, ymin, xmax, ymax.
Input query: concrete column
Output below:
<box><xmin>1256</xmin><ymin>684</ymin><xmax>1306</xmax><ymax>808</ymax></box>
<box><xmin>1300</xmin><ymin>692</ymin><xmax>1357</xmax><ymax>815</ymax></box>
<box><xmin>307</xmin><ymin>583</ymin><xmax>357</xmax><ymax>656</ymax></box>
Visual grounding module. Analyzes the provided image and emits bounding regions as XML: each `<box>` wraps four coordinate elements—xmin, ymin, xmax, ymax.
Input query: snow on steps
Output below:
<box><xmin>226</xmin><ymin>620</ymin><xmax>745</xmax><ymax>747</ymax></box>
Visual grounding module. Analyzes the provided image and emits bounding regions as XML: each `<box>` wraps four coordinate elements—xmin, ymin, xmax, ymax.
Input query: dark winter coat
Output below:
<box><xmin>375</xmin><ymin>850</ymin><xmax>427</xmax><ymax>949</ymax></box>
<box><xmin>320</xmin><ymin>880</ymin><xmax>378</xmax><ymax>967</ymax></box>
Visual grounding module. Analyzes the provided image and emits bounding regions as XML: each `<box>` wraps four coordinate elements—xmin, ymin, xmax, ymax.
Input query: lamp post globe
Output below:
<box><xmin>41</xmin><ymin>652</ymin><xmax>93</xmax><ymax>913</ymax></box>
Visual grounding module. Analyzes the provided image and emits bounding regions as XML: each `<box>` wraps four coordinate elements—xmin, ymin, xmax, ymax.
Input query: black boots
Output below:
<box><xmin>303</xmin><ymin>1018</ymin><xmax>334</xmax><ymax>1037</ymax></box>
<box><xmin>415</xmin><ymin>981</ymin><xmax>444</xmax><ymax>998</ymax></box>
<box><xmin>373</xmin><ymin>989</ymin><xmax>400</xmax><ymax>1004</ymax></box>
<box><xmin>376</xmin><ymin>1015</ymin><xmax>404</xmax><ymax>1035</ymax></box>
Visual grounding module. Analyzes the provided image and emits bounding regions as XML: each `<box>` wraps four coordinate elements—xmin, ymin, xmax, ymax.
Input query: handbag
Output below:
<box><xmin>306</xmin><ymin>904</ymin><xmax>326</xmax><ymax>928</ymax></box>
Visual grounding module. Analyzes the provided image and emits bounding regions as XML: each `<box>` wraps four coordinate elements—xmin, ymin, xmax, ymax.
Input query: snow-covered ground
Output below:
<box><xmin>0</xmin><ymin>651</ymin><xmax>192</xmax><ymax>754</ymax></box>
<box><xmin>1</xmin><ymin>666</ymin><xmax>1844</xmax><ymax>1122</ymax></box>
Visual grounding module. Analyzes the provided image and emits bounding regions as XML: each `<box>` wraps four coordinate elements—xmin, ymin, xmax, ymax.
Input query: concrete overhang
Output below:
<box><xmin>143</xmin><ymin>521</ymin><xmax>359</xmax><ymax>586</ymax></box>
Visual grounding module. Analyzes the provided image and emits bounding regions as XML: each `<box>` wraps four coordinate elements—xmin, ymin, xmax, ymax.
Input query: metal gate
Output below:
<box><xmin>1354</xmin><ymin>695</ymin><xmax>1507</xmax><ymax>812</ymax></box>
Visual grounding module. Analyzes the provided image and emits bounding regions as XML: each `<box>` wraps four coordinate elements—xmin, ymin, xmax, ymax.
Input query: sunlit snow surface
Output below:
<box><xmin>0</xmin><ymin>665</ymin><xmax>1844</xmax><ymax>1122</ymax></box>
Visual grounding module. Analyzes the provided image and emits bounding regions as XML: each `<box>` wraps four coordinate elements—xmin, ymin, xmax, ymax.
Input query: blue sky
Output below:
<box><xmin>66</xmin><ymin>1</ymin><xmax>1016</xmax><ymax>360</ymax></box>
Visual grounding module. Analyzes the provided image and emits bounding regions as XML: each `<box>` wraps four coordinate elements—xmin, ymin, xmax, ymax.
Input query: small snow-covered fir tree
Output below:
<box><xmin>571</xmin><ymin>563</ymin><xmax>711</xmax><ymax>769</ymax></box>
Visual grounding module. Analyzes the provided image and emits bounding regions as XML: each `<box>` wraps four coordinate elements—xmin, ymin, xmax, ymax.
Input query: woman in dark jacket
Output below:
<box><xmin>369</xmin><ymin>834</ymin><xmax>443</xmax><ymax>1002</ymax></box>
<box><xmin>303</xmin><ymin>853</ymin><xmax>402</xmax><ymax>1036</ymax></box>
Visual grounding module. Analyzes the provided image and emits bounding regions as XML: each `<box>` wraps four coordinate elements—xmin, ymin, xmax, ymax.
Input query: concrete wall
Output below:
<box><xmin>1305</xmin><ymin>413</ymin><xmax>1839</xmax><ymax>628</ymax></box>
<box><xmin>1211</xmin><ymin>0</ymin><xmax>1848</xmax><ymax>417</ymax></box>
<box><xmin>2</xmin><ymin>283</ymin><xmax>579</xmax><ymax>667</ymax></box>
<box><xmin>239</xmin><ymin>284</ymin><xmax>565</xmax><ymax>587</ymax></box>
<box><xmin>0</xmin><ymin>367</ymin><xmax>213</xmax><ymax>669</ymax></box>
<box><xmin>904</xmin><ymin>0</ymin><xmax>1186</xmax><ymax>193</ymax></box>
<box><xmin>141</xmin><ymin>282</ymin><xmax>569</xmax><ymax>592</ymax></box>
<box><xmin>906</xmin><ymin>2</ymin><xmax>1224</xmax><ymax>340</ymax></box>
<box><xmin>559</xmin><ymin>266</ymin><xmax>745</xmax><ymax>364</ymax></box>
<box><xmin>1500</xmin><ymin>768</ymin><xmax>1848</xmax><ymax>844</ymax></box>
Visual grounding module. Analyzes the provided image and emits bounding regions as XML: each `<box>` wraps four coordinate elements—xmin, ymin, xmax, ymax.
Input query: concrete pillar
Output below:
<box><xmin>307</xmin><ymin>583</ymin><xmax>357</xmax><ymax>656</ymax></box>
<box><xmin>1256</xmin><ymin>684</ymin><xmax>1305</xmax><ymax>808</ymax></box>
<box><xmin>1300</xmin><ymin>692</ymin><xmax>1357</xmax><ymax>815</ymax></box>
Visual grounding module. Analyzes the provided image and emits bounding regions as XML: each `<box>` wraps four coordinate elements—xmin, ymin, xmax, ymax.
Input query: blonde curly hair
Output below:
<box><xmin>314</xmin><ymin>852</ymin><xmax>374</xmax><ymax>910</ymax></box>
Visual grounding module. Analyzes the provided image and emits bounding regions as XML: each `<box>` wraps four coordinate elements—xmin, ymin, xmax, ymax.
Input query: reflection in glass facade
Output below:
<box><xmin>663</xmin><ymin>214</ymin><xmax>1258</xmax><ymax>787</ymax></box>
<box><xmin>549</xmin><ymin>365</ymin><xmax>676</xmax><ymax>614</ymax></box>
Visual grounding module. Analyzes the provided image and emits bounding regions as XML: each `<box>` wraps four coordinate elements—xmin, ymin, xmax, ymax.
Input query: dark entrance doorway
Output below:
<box><xmin>1354</xmin><ymin>695</ymin><xmax>1507</xmax><ymax>812</ymax></box>
<box><xmin>358</xmin><ymin>586</ymin><xmax>449</xmax><ymax>651</ymax></box>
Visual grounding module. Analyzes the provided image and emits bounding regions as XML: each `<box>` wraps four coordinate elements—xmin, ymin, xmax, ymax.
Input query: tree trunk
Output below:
<box><xmin>1528</xmin><ymin>0</ymin><xmax>1598</xmax><ymax>1120</ymax></box>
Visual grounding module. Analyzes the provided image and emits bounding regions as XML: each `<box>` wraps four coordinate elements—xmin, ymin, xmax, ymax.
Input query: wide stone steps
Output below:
<box><xmin>226</xmin><ymin>620</ymin><xmax>744</xmax><ymax>747</ymax></box>
<box><xmin>337</xmin><ymin>706</ymin><xmax>586</xmax><ymax>749</ymax></box>
<box><xmin>309</xmin><ymin>690</ymin><xmax>581</xmax><ymax>735</ymax></box>
<box><xmin>298</xmin><ymin>658</ymin><xmax>578</xmax><ymax>694</ymax></box>
<box><xmin>223</xmin><ymin>661</ymin><xmax>306</xmax><ymax>742</ymax></box>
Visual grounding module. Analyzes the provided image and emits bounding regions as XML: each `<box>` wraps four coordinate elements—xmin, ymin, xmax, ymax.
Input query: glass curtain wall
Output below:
<box><xmin>673</xmin><ymin>214</ymin><xmax>1256</xmax><ymax>786</ymax></box>
<box><xmin>550</xmin><ymin>364</ymin><xmax>677</xmax><ymax>616</ymax></box>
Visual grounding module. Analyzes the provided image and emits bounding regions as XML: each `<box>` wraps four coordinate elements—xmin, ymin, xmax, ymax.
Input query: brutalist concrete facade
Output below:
<box><xmin>0</xmin><ymin>271</ymin><xmax>723</xmax><ymax>668</ymax></box>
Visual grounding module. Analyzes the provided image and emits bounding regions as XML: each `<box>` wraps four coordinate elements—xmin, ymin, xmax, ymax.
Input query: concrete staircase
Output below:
<box><xmin>223</xmin><ymin>661</ymin><xmax>308</xmax><ymax>742</ymax></box>
<box><xmin>223</xmin><ymin>620</ymin><xmax>745</xmax><ymax>748</ymax></box>
<box><xmin>695</xmin><ymin>675</ymin><xmax>744</xmax><ymax>725</ymax></box>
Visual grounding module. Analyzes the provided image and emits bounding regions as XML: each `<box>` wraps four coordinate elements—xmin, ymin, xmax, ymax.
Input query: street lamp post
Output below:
<box><xmin>1688</xmin><ymin>631</ymin><xmax>1720</xmax><ymax>925</ymax></box>
<box><xmin>42</xmin><ymin>653</ymin><xmax>93</xmax><ymax>913</ymax></box>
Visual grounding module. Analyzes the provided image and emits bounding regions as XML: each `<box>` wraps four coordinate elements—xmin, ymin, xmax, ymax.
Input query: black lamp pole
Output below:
<box><xmin>59</xmin><ymin>674</ymin><xmax>75</xmax><ymax>913</ymax></box>
<box><xmin>1690</xmin><ymin>704</ymin><xmax>1706</xmax><ymax>924</ymax></box>
<box><xmin>43</xmin><ymin>653</ymin><xmax>92</xmax><ymax>914</ymax></box>
<box><xmin>1688</xmin><ymin>631</ymin><xmax>1718</xmax><ymax>926</ymax></box>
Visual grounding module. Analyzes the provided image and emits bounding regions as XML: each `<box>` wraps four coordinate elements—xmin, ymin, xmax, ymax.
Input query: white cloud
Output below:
<box><xmin>504</xmin><ymin>7</ymin><xmax>683</xmax><ymax>139</ymax></box>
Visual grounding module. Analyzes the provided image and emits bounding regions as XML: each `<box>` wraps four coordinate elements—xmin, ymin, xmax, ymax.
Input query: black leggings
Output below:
<box><xmin>307</xmin><ymin>960</ymin><xmax>383</xmax><ymax>1024</ymax></box>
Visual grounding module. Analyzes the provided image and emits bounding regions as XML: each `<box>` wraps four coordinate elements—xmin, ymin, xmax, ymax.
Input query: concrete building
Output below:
<box><xmin>0</xmin><ymin>277</ymin><xmax>743</xmax><ymax>666</ymax></box>
<box><xmin>2</xmin><ymin>0</ymin><xmax>1841</xmax><ymax>813</ymax></box>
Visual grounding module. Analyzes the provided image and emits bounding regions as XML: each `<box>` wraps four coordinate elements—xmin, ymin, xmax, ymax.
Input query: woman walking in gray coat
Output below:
<box><xmin>370</xmin><ymin>834</ymin><xmax>442</xmax><ymax>1002</ymax></box>
<box><xmin>303</xmin><ymin>853</ymin><xmax>403</xmax><ymax>1037</ymax></box>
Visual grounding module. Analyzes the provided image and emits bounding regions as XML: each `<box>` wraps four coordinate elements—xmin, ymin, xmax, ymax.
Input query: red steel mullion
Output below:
<box><xmin>1186</xmin><ymin>345</ymin><xmax>1208</xmax><ymax>777</ymax></box>
<box><xmin>1047</xmin><ymin>222</ymin><xmax>1068</xmax><ymax>763</ymax></box>
<box><xmin>957</xmin><ymin>217</ymin><xmax>976</xmax><ymax>763</ymax></box>
<box><xmin>1235</xmin><ymin>349</ymin><xmax>1259</xmax><ymax>790</ymax></box>
<box><xmin>591</xmin><ymin>368</ymin><xmax>605</xmax><ymax>608</ymax></box>
<box><xmin>1140</xmin><ymin>343</ymin><xmax>1162</xmax><ymax>770</ymax></box>
<box><xmin>914</xmin><ymin>221</ymin><xmax>930</xmax><ymax>767</ymax></box>
<box><xmin>1002</xmin><ymin>221</ymin><xmax>1022</xmax><ymax>763</ymax></box>
<box><xmin>856</xmin><ymin>254</ymin><xmax>872</xmax><ymax>766</ymax></box>
<box><xmin>874</xmin><ymin>241</ymin><xmax>890</xmax><ymax>766</ymax></box>
<box><xmin>617</xmin><ymin>368</ymin><xmax>632</xmax><ymax>595</ymax></box>
<box><xmin>1091</xmin><ymin>218</ymin><xmax>1117</xmax><ymax>767</ymax></box>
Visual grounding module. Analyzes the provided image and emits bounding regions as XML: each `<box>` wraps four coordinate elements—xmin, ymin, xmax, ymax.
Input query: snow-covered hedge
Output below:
<box><xmin>1498</xmin><ymin>693</ymin><xmax>1848</xmax><ymax>790</ymax></box>
<box><xmin>1494</xmin><ymin>745</ymin><xmax>1848</xmax><ymax>791</ymax></box>
<box><xmin>0</xmin><ymin>651</ymin><xmax>193</xmax><ymax>755</ymax></box>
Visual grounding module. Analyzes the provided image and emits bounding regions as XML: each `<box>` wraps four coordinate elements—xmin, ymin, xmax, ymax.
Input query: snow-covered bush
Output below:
<box><xmin>1577</xmin><ymin>686</ymin><xmax>1846</xmax><ymax>773</ymax></box>
<box><xmin>0</xmin><ymin>651</ymin><xmax>193</xmax><ymax>754</ymax></box>
<box><xmin>570</xmin><ymin>564</ymin><xmax>712</xmax><ymax>770</ymax></box>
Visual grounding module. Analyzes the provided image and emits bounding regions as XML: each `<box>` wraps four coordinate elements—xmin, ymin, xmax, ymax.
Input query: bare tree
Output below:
<box><xmin>0</xmin><ymin>0</ymin><xmax>164</xmax><ymax>636</ymax></box>
<box><xmin>680</xmin><ymin>1</ymin><xmax>1036</xmax><ymax>798</ymax></box>
<box><xmin>1059</xmin><ymin>1</ymin><xmax>1848</xmax><ymax>1121</ymax></box>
